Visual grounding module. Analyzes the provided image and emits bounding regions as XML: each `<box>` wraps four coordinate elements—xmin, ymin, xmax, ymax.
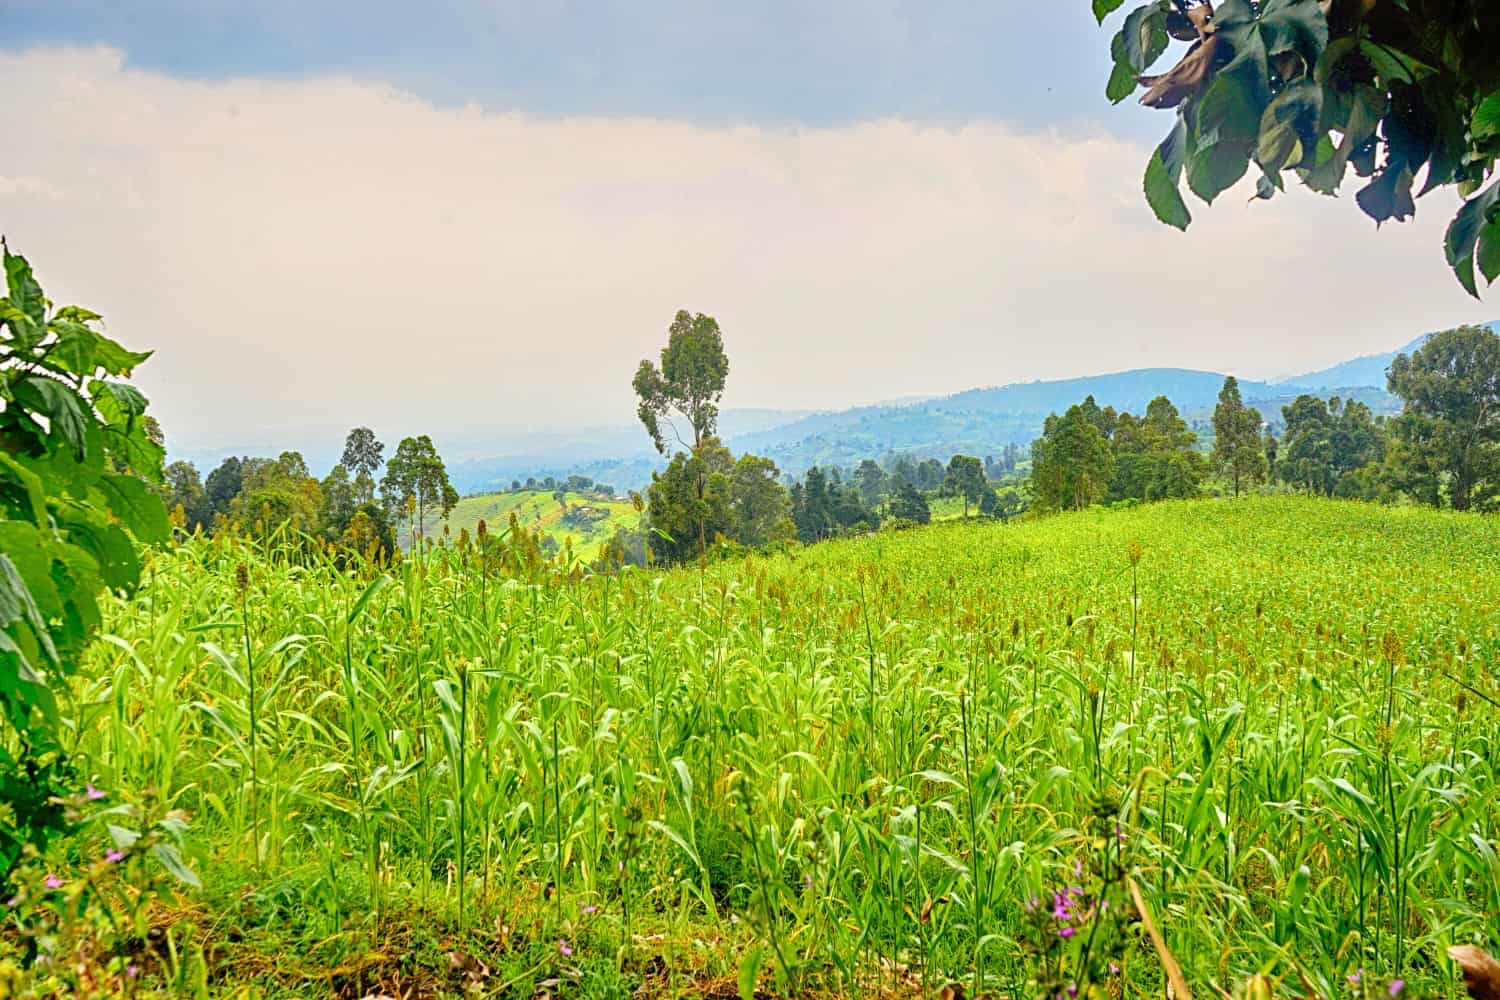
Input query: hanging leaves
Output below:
<box><xmin>1093</xmin><ymin>0</ymin><xmax>1500</xmax><ymax>296</ymax></box>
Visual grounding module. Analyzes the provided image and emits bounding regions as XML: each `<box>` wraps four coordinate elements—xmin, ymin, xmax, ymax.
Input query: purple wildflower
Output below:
<box><xmin>1110</xmin><ymin>963</ymin><xmax>1121</xmax><ymax>975</ymax></box>
<box><xmin>1348</xmin><ymin>969</ymin><xmax>1363</xmax><ymax>986</ymax></box>
<box><xmin>125</xmin><ymin>964</ymin><xmax>140</xmax><ymax>979</ymax></box>
<box><xmin>1057</xmin><ymin>926</ymin><xmax>1077</xmax><ymax>938</ymax></box>
<box><xmin>44</xmin><ymin>874</ymin><xmax>64</xmax><ymax>889</ymax></box>
<box><xmin>558</xmin><ymin>939</ymin><xmax>572</xmax><ymax>957</ymax></box>
<box><xmin>1388</xmin><ymin>980</ymin><xmax>1404</xmax><ymax>997</ymax></box>
<box><xmin>105</xmin><ymin>849</ymin><xmax>125</xmax><ymax>864</ymax></box>
<box><xmin>85</xmin><ymin>784</ymin><xmax>106</xmax><ymax>801</ymax></box>
<box><xmin>581</xmin><ymin>904</ymin><xmax>598</xmax><ymax>914</ymax></box>
<box><xmin>1073</xmin><ymin>858</ymin><xmax>1084</xmax><ymax>877</ymax></box>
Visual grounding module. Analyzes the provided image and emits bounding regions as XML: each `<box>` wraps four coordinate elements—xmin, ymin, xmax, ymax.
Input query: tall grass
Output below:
<box><xmin>59</xmin><ymin>497</ymin><xmax>1500</xmax><ymax>996</ymax></box>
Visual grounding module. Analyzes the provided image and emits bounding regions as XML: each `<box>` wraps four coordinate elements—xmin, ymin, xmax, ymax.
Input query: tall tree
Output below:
<box><xmin>1387</xmin><ymin>325</ymin><xmax>1500</xmax><ymax>511</ymax></box>
<box><xmin>633</xmin><ymin>309</ymin><xmax>730</xmax><ymax>454</ymax></box>
<box><xmin>645</xmin><ymin>441</ymin><xmax>734</xmax><ymax>564</ymax></box>
<box><xmin>946</xmin><ymin>454</ymin><xmax>987</xmax><ymax>518</ymax></box>
<box><xmin>1091</xmin><ymin>0</ymin><xmax>1500</xmax><ymax>296</ymax></box>
<box><xmin>1212</xmin><ymin>377</ymin><xmax>1267</xmax><ymax>497</ymax></box>
<box><xmin>341</xmin><ymin>427</ymin><xmax>385</xmax><ymax>480</ymax></box>
<box><xmin>1031</xmin><ymin>404</ymin><xmax>1115</xmax><ymax>511</ymax></box>
<box><xmin>854</xmin><ymin>459</ymin><xmax>887</xmax><ymax>508</ymax></box>
<box><xmin>889</xmin><ymin>482</ymin><xmax>932</xmax><ymax>524</ymax></box>
<box><xmin>204</xmin><ymin>456</ymin><xmax>243</xmax><ymax>522</ymax></box>
<box><xmin>730</xmin><ymin>454</ymin><xmax>795</xmax><ymax>547</ymax></box>
<box><xmin>382</xmin><ymin>435</ymin><xmax>459</xmax><ymax>542</ymax></box>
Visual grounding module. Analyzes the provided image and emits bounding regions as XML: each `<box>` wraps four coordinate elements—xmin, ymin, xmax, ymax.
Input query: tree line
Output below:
<box><xmin>1030</xmin><ymin>324</ymin><xmax>1500</xmax><ymax>514</ymax></box>
<box><xmin>158</xmin><ymin>429</ymin><xmax>462</xmax><ymax>558</ymax></box>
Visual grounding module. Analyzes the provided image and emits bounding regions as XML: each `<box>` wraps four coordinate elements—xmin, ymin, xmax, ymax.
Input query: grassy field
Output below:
<box><xmin>405</xmin><ymin>489</ymin><xmax>643</xmax><ymax>561</ymax></box>
<box><xmin>18</xmin><ymin>496</ymin><xmax>1500</xmax><ymax>998</ymax></box>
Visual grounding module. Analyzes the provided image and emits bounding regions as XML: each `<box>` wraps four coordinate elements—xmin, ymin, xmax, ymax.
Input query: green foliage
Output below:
<box><xmin>382</xmin><ymin>434</ymin><xmax>459</xmax><ymax>542</ymax></box>
<box><xmin>340</xmin><ymin>426</ymin><xmax>384</xmax><ymax>480</ymax></box>
<box><xmin>633</xmin><ymin>309</ymin><xmax>730</xmax><ymax>454</ymax></box>
<box><xmin>1110</xmin><ymin>395</ymin><xmax>1204</xmax><ymax>501</ymax></box>
<box><xmin>945</xmin><ymin>454</ymin><xmax>987</xmax><ymax>518</ymax></box>
<box><xmin>888</xmin><ymin>480</ymin><xmax>932</xmax><ymax>524</ymax></box>
<box><xmin>0</xmin><ymin>242</ymin><xmax>167</xmax><ymax>879</ymax></box>
<box><xmin>1386</xmin><ymin>324</ymin><xmax>1500</xmax><ymax>510</ymax></box>
<box><xmin>1096</xmin><ymin>0</ymin><xmax>1500</xmax><ymax>295</ymax></box>
<box><xmin>1031</xmin><ymin>404</ymin><xmax>1116</xmax><ymax>510</ymax></box>
<box><xmin>1213</xmin><ymin>376</ymin><xmax>1268</xmax><ymax>496</ymax></box>
<box><xmin>33</xmin><ymin>496</ymin><xmax>1500</xmax><ymax>995</ymax></box>
<box><xmin>1277</xmin><ymin>394</ymin><xmax>1385</xmax><ymax>496</ymax></box>
<box><xmin>729</xmin><ymin>453</ymin><xmax>795</xmax><ymax>548</ymax></box>
<box><xmin>646</xmin><ymin>439</ymin><xmax>734</xmax><ymax>563</ymax></box>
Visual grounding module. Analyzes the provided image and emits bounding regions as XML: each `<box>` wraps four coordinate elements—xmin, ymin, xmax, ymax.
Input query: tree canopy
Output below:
<box><xmin>632</xmin><ymin>310</ymin><xmax>729</xmax><ymax>454</ymax></box>
<box><xmin>1094</xmin><ymin>0</ymin><xmax>1500</xmax><ymax>295</ymax></box>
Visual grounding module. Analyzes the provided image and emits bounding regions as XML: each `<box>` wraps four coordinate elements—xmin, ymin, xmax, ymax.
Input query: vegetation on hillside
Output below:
<box><xmin>6</xmin><ymin>496</ymin><xmax>1495</xmax><ymax>997</ymax></box>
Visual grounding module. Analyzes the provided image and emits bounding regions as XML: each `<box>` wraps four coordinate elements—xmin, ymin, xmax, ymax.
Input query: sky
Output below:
<box><xmin>0</xmin><ymin>2</ymin><xmax>1491</xmax><ymax>461</ymax></box>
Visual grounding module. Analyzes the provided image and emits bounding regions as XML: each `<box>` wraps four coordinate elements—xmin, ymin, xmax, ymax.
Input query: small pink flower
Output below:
<box><xmin>44</xmin><ymin>873</ymin><xmax>64</xmax><ymax>889</ymax></box>
<box><xmin>1349</xmin><ymin>969</ymin><xmax>1363</xmax><ymax>986</ymax></box>
<box><xmin>1073</xmin><ymin>858</ymin><xmax>1084</xmax><ymax>877</ymax></box>
<box><xmin>1057</xmin><ymin>926</ymin><xmax>1076</xmax><ymax>938</ymax></box>
<box><xmin>125</xmin><ymin>964</ymin><xmax>140</xmax><ymax>979</ymax></box>
<box><xmin>1110</xmin><ymin>963</ymin><xmax>1121</xmax><ymax>975</ymax></box>
<box><xmin>558</xmin><ymin>939</ymin><xmax>572</xmax><ymax>957</ymax></box>
<box><xmin>85</xmin><ymin>784</ymin><xmax>105</xmax><ymax>801</ymax></box>
<box><xmin>581</xmin><ymin>904</ymin><xmax>598</xmax><ymax>914</ymax></box>
<box><xmin>1388</xmin><ymin>980</ymin><xmax>1404</xmax><ymax>997</ymax></box>
<box><xmin>105</xmin><ymin>849</ymin><xmax>125</xmax><ymax>864</ymax></box>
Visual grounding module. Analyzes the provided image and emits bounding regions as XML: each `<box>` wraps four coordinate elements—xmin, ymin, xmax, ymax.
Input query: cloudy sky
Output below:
<box><xmin>0</xmin><ymin>2</ymin><xmax>1489</xmax><ymax>459</ymax></box>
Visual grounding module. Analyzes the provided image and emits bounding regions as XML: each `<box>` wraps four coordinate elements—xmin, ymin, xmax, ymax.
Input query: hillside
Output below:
<box><xmin>79</xmin><ymin>496</ymin><xmax>1500</xmax><ymax>996</ymax></box>
<box><xmin>406</xmin><ymin>488</ymin><xmax>642</xmax><ymax>560</ymax></box>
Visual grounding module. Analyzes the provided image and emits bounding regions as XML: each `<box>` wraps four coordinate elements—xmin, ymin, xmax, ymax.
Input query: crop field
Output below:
<box><xmin>29</xmin><ymin>496</ymin><xmax>1500</xmax><ymax>998</ymax></box>
<box><xmin>405</xmin><ymin>489</ymin><xmax>642</xmax><ymax>560</ymax></box>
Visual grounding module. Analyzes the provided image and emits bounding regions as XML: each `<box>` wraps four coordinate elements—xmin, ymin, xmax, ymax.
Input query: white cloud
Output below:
<box><xmin>0</xmin><ymin>46</ymin><xmax>1484</xmax><ymax>457</ymax></box>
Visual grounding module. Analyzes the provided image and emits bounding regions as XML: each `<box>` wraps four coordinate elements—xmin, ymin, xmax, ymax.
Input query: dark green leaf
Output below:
<box><xmin>1477</xmin><ymin>219</ymin><xmax>1500</xmax><ymax>286</ymax></box>
<box><xmin>14</xmin><ymin>377</ymin><xmax>93</xmax><ymax>459</ymax></box>
<box><xmin>1445</xmin><ymin>178</ymin><xmax>1500</xmax><ymax>298</ymax></box>
<box><xmin>1188</xmin><ymin>139</ymin><xmax>1252</xmax><ymax>204</ymax></box>
<box><xmin>0</xmin><ymin>553</ymin><xmax>59</xmax><ymax>671</ymax></box>
<box><xmin>1355</xmin><ymin>165</ymin><xmax>1416</xmax><ymax>226</ymax></box>
<box><xmin>1145</xmin><ymin>149</ymin><xmax>1192</xmax><ymax>229</ymax></box>
<box><xmin>0</xmin><ymin>451</ymin><xmax>49</xmax><ymax>526</ymax></box>
<box><xmin>1121</xmin><ymin>2</ymin><xmax>1170</xmax><ymax>73</ymax></box>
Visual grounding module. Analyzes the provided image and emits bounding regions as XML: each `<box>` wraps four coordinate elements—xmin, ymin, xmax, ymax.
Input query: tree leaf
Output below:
<box><xmin>1188</xmin><ymin>139</ymin><xmax>1252</xmax><ymax>204</ymax></box>
<box><xmin>1093</xmin><ymin>0</ymin><xmax>1127</xmax><ymax>24</ymax></box>
<box><xmin>1445</xmin><ymin>178</ymin><xmax>1500</xmax><ymax>298</ymax></box>
<box><xmin>1121</xmin><ymin>2</ymin><xmax>1170</xmax><ymax>73</ymax></box>
<box><xmin>3</xmin><ymin>245</ymin><xmax>47</xmax><ymax>336</ymax></box>
<box><xmin>1477</xmin><ymin>218</ymin><xmax>1500</xmax><ymax>287</ymax></box>
<box><xmin>97</xmin><ymin>473</ymin><xmax>170</xmax><ymax>543</ymax></box>
<box><xmin>1145</xmin><ymin>149</ymin><xmax>1192</xmax><ymax>229</ymax></box>
<box><xmin>14</xmin><ymin>376</ymin><xmax>92</xmax><ymax>459</ymax></box>
<box><xmin>47</xmin><ymin>319</ymin><xmax>152</xmax><ymax>378</ymax></box>
<box><xmin>1474</xmin><ymin>92</ymin><xmax>1500</xmax><ymax>143</ymax></box>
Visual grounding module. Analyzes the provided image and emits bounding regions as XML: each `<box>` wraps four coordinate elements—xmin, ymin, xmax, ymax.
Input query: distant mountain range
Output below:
<box><xmin>176</xmin><ymin>325</ymin><xmax>1495</xmax><ymax>494</ymax></box>
<box><xmin>441</xmin><ymin>322</ymin><xmax>1495</xmax><ymax>492</ymax></box>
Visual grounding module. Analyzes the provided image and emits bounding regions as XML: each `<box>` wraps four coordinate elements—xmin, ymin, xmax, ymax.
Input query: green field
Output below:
<box><xmin>21</xmin><ymin>497</ymin><xmax>1500</xmax><ymax>998</ymax></box>
<box><xmin>405</xmin><ymin>489</ymin><xmax>643</xmax><ymax>561</ymax></box>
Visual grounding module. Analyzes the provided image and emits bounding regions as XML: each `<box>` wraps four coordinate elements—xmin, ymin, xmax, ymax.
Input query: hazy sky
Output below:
<box><xmin>0</xmin><ymin>3</ymin><xmax>1490</xmax><ymax>457</ymax></box>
